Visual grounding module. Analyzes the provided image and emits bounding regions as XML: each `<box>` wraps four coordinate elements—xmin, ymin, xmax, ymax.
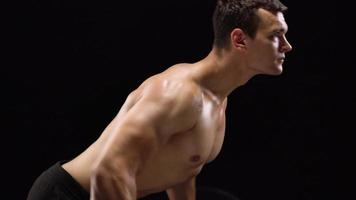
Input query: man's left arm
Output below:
<box><xmin>166</xmin><ymin>177</ymin><xmax>196</xmax><ymax>200</ymax></box>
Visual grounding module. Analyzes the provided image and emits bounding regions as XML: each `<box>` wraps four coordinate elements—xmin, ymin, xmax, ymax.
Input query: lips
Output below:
<box><xmin>277</xmin><ymin>57</ymin><xmax>285</xmax><ymax>62</ymax></box>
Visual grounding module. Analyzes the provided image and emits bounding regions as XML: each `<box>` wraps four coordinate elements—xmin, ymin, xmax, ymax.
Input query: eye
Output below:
<box><xmin>269</xmin><ymin>29</ymin><xmax>286</xmax><ymax>40</ymax></box>
<box><xmin>269</xmin><ymin>33</ymin><xmax>280</xmax><ymax>40</ymax></box>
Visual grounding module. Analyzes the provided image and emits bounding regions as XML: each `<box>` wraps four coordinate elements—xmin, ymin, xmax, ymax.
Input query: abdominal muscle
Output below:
<box><xmin>136</xmin><ymin>152</ymin><xmax>204</xmax><ymax>197</ymax></box>
<box><xmin>136</xmin><ymin>137</ymin><xmax>203</xmax><ymax>194</ymax></box>
<box><xmin>136</xmin><ymin>118</ymin><xmax>223</xmax><ymax>197</ymax></box>
<box><xmin>136</xmin><ymin>96</ymin><xmax>226</xmax><ymax>197</ymax></box>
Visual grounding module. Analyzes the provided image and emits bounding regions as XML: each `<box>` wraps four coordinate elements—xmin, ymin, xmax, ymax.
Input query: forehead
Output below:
<box><xmin>256</xmin><ymin>8</ymin><xmax>288</xmax><ymax>33</ymax></box>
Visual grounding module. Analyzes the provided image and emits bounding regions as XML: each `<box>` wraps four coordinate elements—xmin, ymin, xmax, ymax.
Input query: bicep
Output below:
<box><xmin>94</xmin><ymin>99</ymin><xmax>163</xmax><ymax>174</ymax></box>
<box><xmin>103</xmin><ymin>102</ymin><xmax>161</xmax><ymax>169</ymax></box>
<box><xmin>118</xmin><ymin>89</ymin><xmax>200</xmax><ymax>145</ymax></box>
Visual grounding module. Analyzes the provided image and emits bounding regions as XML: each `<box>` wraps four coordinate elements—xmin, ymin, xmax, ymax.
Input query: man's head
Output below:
<box><xmin>212</xmin><ymin>0</ymin><xmax>287</xmax><ymax>49</ymax></box>
<box><xmin>212</xmin><ymin>0</ymin><xmax>292</xmax><ymax>75</ymax></box>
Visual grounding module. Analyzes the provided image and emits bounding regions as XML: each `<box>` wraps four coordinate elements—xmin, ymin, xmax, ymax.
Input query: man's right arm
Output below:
<box><xmin>90</xmin><ymin>98</ymin><xmax>164</xmax><ymax>200</ymax></box>
<box><xmin>90</xmin><ymin>82</ymin><xmax>201</xmax><ymax>200</ymax></box>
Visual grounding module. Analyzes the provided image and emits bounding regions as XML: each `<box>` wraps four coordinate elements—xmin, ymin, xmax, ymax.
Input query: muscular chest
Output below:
<box><xmin>167</xmin><ymin>98</ymin><xmax>226</xmax><ymax>164</ymax></box>
<box><xmin>191</xmin><ymin>99</ymin><xmax>226</xmax><ymax>162</ymax></box>
<box><xmin>136</xmin><ymin>98</ymin><xmax>227</xmax><ymax>192</ymax></box>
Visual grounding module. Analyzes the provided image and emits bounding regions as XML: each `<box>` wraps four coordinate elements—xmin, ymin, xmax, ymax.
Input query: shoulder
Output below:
<box><xmin>143</xmin><ymin>76</ymin><xmax>202</xmax><ymax>110</ymax></box>
<box><xmin>136</xmin><ymin>76</ymin><xmax>202</xmax><ymax>133</ymax></box>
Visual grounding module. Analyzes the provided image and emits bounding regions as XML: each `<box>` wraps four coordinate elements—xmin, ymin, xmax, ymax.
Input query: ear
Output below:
<box><xmin>230</xmin><ymin>28</ymin><xmax>246</xmax><ymax>49</ymax></box>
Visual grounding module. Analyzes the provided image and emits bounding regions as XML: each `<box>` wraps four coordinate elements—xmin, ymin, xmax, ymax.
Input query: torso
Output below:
<box><xmin>135</xmin><ymin>87</ymin><xmax>226</xmax><ymax>196</ymax></box>
<box><xmin>127</xmin><ymin>65</ymin><xmax>227</xmax><ymax>196</ymax></box>
<box><xmin>62</xmin><ymin>64</ymin><xmax>227</xmax><ymax>197</ymax></box>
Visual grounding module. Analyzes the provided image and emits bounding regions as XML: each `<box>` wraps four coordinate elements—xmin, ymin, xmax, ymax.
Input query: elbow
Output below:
<box><xmin>90</xmin><ymin>160</ymin><xmax>133</xmax><ymax>183</ymax></box>
<box><xmin>90</xmin><ymin>163</ymin><xmax>138</xmax><ymax>199</ymax></box>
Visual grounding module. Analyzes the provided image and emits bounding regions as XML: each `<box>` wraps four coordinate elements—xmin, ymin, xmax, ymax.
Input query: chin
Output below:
<box><xmin>272</xmin><ymin>64</ymin><xmax>283</xmax><ymax>75</ymax></box>
<box><xmin>255</xmin><ymin>63</ymin><xmax>283</xmax><ymax>76</ymax></box>
<box><xmin>266</xmin><ymin>65</ymin><xmax>283</xmax><ymax>76</ymax></box>
<box><xmin>275</xmin><ymin>68</ymin><xmax>283</xmax><ymax>75</ymax></box>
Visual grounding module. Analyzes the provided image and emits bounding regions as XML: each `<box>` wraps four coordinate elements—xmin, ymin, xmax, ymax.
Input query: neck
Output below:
<box><xmin>192</xmin><ymin>47</ymin><xmax>258</xmax><ymax>101</ymax></box>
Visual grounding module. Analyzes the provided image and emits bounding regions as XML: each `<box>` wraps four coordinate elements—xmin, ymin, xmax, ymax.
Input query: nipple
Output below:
<box><xmin>190</xmin><ymin>155</ymin><xmax>201</xmax><ymax>162</ymax></box>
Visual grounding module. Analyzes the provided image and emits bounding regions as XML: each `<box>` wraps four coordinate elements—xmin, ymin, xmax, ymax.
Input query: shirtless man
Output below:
<box><xmin>27</xmin><ymin>0</ymin><xmax>292</xmax><ymax>199</ymax></box>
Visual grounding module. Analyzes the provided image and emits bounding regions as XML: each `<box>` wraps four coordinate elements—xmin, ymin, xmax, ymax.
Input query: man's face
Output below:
<box><xmin>245</xmin><ymin>8</ymin><xmax>292</xmax><ymax>75</ymax></box>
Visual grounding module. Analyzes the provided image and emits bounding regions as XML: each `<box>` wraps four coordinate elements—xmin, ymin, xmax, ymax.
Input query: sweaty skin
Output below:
<box><xmin>62</xmin><ymin>8</ymin><xmax>292</xmax><ymax>200</ymax></box>
<box><xmin>63</xmin><ymin>64</ymin><xmax>227</xmax><ymax>199</ymax></box>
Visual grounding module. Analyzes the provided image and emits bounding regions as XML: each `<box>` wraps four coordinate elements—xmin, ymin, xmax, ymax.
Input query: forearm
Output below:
<box><xmin>166</xmin><ymin>177</ymin><xmax>196</xmax><ymax>200</ymax></box>
<box><xmin>90</xmin><ymin>142</ymin><xmax>140</xmax><ymax>200</ymax></box>
<box><xmin>90</xmin><ymin>162</ymin><xmax>137</xmax><ymax>200</ymax></box>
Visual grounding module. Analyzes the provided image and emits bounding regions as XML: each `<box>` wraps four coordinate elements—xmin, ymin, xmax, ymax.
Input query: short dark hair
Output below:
<box><xmin>212</xmin><ymin>0</ymin><xmax>287</xmax><ymax>48</ymax></box>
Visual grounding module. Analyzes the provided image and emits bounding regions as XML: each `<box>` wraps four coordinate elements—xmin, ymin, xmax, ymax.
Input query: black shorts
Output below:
<box><xmin>27</xmin><ymin>161</ymin><xmax>89</xmax><ymax>200</ymax></box>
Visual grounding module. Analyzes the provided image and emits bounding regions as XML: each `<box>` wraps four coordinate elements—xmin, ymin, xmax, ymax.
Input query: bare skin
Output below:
<box><xmin>63</xmin><ymin>64</ymin><xmax>227</xmax><ymax>199</ymax></box>
<box><xmin>62</xmin><ymin>8</ymin><xmax>292</xmax><ymax>200</ymax></box>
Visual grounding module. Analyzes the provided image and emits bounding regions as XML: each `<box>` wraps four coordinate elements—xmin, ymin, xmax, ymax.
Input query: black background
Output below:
<box><xmin>5</xmin><ymin>0</ymin><xmax>355</xmax><ymax>199</ymax></box>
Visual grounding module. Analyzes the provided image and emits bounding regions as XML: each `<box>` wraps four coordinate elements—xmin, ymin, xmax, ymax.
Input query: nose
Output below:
<box><xmin>280</xmin><ymin>37</ymin><xmax>292</xmax><ymax>53</ymax></box>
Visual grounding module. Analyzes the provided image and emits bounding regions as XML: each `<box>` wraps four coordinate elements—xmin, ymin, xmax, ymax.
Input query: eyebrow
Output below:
<box><xmin>272</xmin><ymin>27</ymin><xmax>288</xmax><ymax>34</ymax></box>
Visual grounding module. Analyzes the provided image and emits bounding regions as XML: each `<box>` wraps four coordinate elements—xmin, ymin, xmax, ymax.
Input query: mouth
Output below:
<box><xmin>277</xmin><ymin>57</ymin><xmax>285</xmax><ymax>63</ymax></box>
